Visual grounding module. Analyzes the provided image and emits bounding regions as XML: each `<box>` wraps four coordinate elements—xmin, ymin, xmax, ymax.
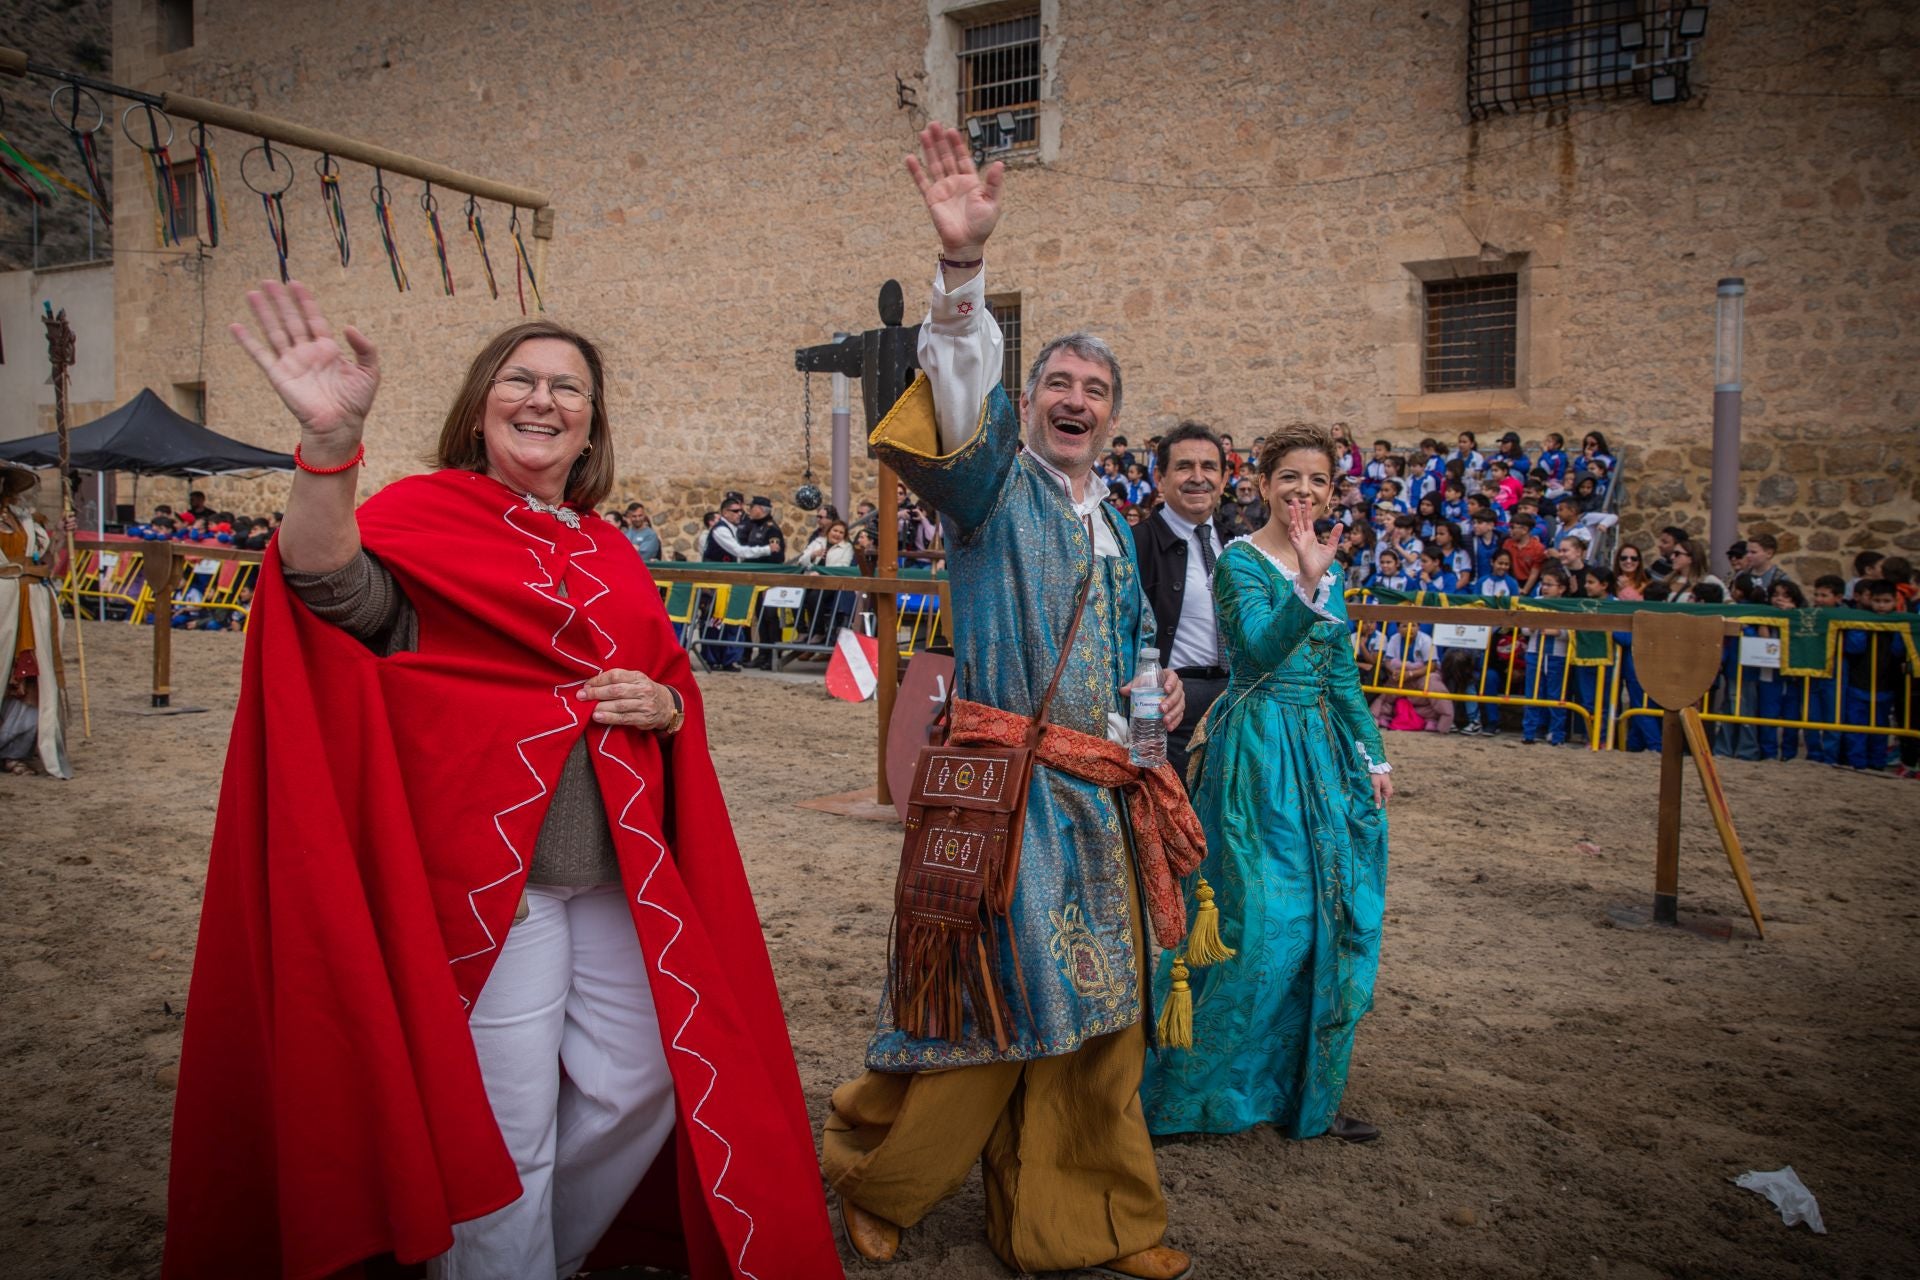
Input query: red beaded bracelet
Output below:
<box><xmin>293</xmin><ymin>441</ymin><xmax>365</xmax><ymax>475</ymax></box>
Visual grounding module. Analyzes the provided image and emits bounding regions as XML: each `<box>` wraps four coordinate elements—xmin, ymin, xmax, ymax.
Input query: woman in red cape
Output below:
<box><xmin>163</xmin><ymin>281</ymin><xmax>843</xmax><ymax>1280</ymax></box>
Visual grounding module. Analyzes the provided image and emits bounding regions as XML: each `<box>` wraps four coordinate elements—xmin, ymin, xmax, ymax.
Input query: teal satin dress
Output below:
<box><xmin>1141</xmin><ymin>539</ymin><xmax>1391</xmax><ymax>1138</ymax></box>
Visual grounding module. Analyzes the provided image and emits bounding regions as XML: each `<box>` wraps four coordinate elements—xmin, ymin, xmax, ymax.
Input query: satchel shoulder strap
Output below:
<box><xmin>1028</xmin><ymin>515</ymin><xmax>1100</xmax><ymax>745</ymax></box>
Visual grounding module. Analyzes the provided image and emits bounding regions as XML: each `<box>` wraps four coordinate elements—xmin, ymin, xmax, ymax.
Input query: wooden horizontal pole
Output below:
<box><xmin>161</xmin><ymin>93</ymin><xmax>551</xmax><ymax>221</ymax></box>
<box><xmin>0</xmin><ymin>45</ymin><xmax>552</xmax><ymax>228</ymax></box>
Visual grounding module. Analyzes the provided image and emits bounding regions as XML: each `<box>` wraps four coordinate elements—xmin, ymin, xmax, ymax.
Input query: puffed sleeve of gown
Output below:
<box><xmin>1324</xmin><ymin>587</ymin><xmax>1392</xmax><ymax>774</ymax></box>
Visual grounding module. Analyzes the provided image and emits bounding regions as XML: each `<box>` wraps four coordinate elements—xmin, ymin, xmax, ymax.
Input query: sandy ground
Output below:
<box><xmin>3</xmin><ymin>624</ymin><xmax>1918</xmax><ymax>1280</ymax></box>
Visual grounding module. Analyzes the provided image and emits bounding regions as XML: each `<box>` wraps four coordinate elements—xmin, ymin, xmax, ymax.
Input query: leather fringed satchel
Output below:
<box><xmin>889</xmin><ymin>561</ymin><xmax>1094</xmax><ymax>1051</ymax></box>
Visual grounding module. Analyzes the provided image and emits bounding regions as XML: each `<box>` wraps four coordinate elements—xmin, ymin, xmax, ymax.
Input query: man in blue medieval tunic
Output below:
<box><xmin>820</xmin><ymin>123</ymin><xmax>1205</xmax><ymax>1280</ymax></box>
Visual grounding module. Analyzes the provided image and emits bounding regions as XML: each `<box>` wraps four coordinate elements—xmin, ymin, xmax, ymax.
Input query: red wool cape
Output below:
<box><xmin>163</xmin><ymin>470</ymin><xmax>842</xmax><ymax>1280</ymax></box>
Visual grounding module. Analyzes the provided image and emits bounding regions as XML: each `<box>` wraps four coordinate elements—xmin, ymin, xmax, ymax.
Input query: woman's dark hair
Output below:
<box><xmin>1583</xmin><ymin>430</ymin><xmax>1612</xmax><ymax>455</ymax></box>
<box><xmin>431</xmin><ymin>319</ymin><xmax>615</xmax><ymax>510</ymax></box>
<box><xmin>1770</xmin><ymin>578</ymin><xmax>1807</xmax><ymax>608</ymax></box>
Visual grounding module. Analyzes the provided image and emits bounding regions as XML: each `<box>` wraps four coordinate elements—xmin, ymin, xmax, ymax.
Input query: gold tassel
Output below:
<box><xmin>1156</xmin><ymin>955</ymin><xmax>1193</xmax><ymax>1049</ymax></box>
<box><xmin>1183</xmin><ymin>877</ymin><xmax>1236</xmax><ymax>967</ymax></box>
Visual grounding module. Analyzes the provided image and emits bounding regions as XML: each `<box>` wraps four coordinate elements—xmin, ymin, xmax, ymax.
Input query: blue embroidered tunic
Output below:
<box><xmin>864</xmin><ymin>375</ymin><xmax>1154</xmax><ymax>1070</ymax></box>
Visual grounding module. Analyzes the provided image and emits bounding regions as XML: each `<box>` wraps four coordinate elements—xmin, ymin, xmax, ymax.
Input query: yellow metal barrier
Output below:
<box><xmin>59</xmin><ymin>545</ymin><xmax>150</xmax><ymax>621</ymax></box>
<box><xmin>1351</xmin><ymin>615</ymin><xmax>1606</xmax><ymax>747</ymax></box>
<box><xmin>1616</xmin><ymin>621</ymin><xmax>1916</xmax><ymax>762</ymax></box>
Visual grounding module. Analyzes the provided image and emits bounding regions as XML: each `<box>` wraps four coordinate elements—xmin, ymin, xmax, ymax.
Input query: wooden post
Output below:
<box><xmin>874</xmin><ymin>462</ymin><xmax>901</xmax><ymax>806</ymax></box>
<box><xmin>1654</xmin><ymin>709</ymin><xmax>1684</xmax><ymax>925</ymax></box>
<box><xmin>150</xmin><ymin>540</ymin><xmax>174</xmax><ymax>707</ymax></box>
<box><xmin>42</xmin><ymin>308</ymin><xmax>89</xmax><ymax>738</ymax></box>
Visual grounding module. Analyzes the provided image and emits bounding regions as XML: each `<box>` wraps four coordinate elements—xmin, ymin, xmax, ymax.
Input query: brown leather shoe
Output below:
<box><xmin>1328</xmin><ymin>1112</ymin><xmax>1381</xmax><ymax>1142</ymax></box>
<box><xmin>1086</xmin><ymin>1244</ymin><xmax>1194</xmax><ymax>1280</ymax></box>
<box><xmin>839</xmin><ymin>1196</ymin><xmax>901</xmax><ymax>1263</ymax></box>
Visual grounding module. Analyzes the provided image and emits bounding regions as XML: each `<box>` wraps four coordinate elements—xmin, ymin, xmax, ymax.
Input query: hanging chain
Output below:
<box><xmin>801</xmin><ymin>371</ymin><xmax>814</xmax><ymax>479</ymax></box>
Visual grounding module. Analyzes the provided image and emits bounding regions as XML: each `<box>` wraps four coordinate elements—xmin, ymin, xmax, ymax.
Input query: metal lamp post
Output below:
<box><xmin>830</xmin><ymin>331</ymin><xmax>851</xmax><ymax>518</ymax></box>
<box><xmin>1708</xmin><ymin>278</ymin><xmax>1745</xmax><ymax>579</ymax></box>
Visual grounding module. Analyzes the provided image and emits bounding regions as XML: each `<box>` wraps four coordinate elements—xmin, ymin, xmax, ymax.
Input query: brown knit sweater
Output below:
<box><xmin>283</xmin><ymin>551</ymin><xmax>621</xmax><ymax>886</ymax></box>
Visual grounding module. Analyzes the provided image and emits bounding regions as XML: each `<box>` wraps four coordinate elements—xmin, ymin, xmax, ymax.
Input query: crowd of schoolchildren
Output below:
<box><xmin>1103</xmin><ymin>425</ymin><xmax>1917</xmax><ymax>777</ymax></box>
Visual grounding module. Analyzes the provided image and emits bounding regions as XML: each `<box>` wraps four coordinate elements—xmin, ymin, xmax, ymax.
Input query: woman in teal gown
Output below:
<box><xmin>1141</xmin><ymin>422</ymin><xmax>1394</xmax><ymax>1141</ymax></box>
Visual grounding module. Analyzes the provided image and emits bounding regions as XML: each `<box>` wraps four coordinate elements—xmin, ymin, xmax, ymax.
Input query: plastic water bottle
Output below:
<box><xmin>1130</xmin><ymin>646</ymin><xmax>1167</xmax><ymax>769</ymax></box>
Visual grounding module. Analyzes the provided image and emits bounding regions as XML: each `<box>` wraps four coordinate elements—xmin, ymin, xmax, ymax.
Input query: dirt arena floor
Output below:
<box><xmin>4</xmin><ymin>624</ymin><xmax>1917</xmax><ymax>1279</ymax></box>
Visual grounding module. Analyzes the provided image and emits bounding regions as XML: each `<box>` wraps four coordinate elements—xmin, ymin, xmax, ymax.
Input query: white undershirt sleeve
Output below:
<box><xmin>917</xmin><ymin>268</ymin><xmax>1005</xmax><ymax>456</ymax></box>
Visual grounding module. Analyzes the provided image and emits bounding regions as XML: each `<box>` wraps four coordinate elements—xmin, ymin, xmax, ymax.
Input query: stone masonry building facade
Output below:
<box><xmin>106</xmin><ymin>0</ymin><xmax>1918</xmax><ymax>575</ymax></box>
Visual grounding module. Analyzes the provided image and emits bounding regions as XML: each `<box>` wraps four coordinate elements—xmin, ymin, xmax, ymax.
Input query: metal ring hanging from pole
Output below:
<box><xmin>240</xmin><ymin>137</ymin><xmax>294</xmax><ymax>283</ymax></box>
<box><xmin>49</xmin><ymin>82</ymin><xmax>108</xmax><ymax>208</ymax></box>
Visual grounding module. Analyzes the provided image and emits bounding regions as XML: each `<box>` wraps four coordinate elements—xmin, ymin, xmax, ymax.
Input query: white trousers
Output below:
<box><xmin>428</xmin><ymin>884</ymin><xmax>676</xmax><ymax>1280</ymax></box>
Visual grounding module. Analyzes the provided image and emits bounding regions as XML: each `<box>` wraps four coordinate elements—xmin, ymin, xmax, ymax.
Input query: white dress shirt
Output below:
<box><xmin>918</xmin><ymin>268</ymin><xmax>1121</xmax><ymax>558</ymax></box>
<box><xmin>706</xmin><ymin>516</ymin><xmax>772</xmax><ymax>560</ymax></box>
<box><xmin>1153</xmin><ymin>506</ymin><xmax>1223</xmax><ymax>671</ymax></box>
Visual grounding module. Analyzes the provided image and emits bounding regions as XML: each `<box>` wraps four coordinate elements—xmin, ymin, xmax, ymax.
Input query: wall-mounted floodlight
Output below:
<box><xmin>1649</xmin><ymin>73</ymin><xmax>1684</xmax><ymax>104</ymax></box>
<box><xmin>1618</xmin><ymin>19</ymin><xmax>1646</xmax><ymax>50</ymax></box>
<box><xmin>1678</xmin><ymin>6</ymin><xmax>1709</xmax><ymax>39</ymax></box>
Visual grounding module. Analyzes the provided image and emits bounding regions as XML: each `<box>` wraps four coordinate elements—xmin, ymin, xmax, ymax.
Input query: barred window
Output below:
<box><xmin>986</xmin><ymin>293</ymin><xmax>1022</xmax><ymax>397</ymax></box>
<box><xmin>1470</xmin><ymin>0</ymin><xmax>1642</xmax><ymax>119</ymax></box>
<box><xmin>958</xmin><ymin>8</ymin><xmax>1041</xmax><ymax>156</ymax></box>
<box><xmin>1424</xmin><ymin>275</ymin><xmax>1519</xmax><ymax>393</ymax></box>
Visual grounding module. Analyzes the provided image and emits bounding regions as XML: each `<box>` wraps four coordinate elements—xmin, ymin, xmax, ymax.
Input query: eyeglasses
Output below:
<box><xmin>1618</xmin><ymin>554</ymin><xmax>1640</xmax><ymax>562</ymax></box>
<box><xmin>491</xmin><ymin>371</ymin><xmax>594</xmax><ymax>412</ymax></box>
<box><xmin>723</xmin><ymin>506</ymin><xmax>743</xmax><ymax>516</ymax></box>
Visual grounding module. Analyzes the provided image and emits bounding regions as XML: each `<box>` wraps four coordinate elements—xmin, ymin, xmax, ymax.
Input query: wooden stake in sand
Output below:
<box><xmin>41</xmin><ymin>307</ymin><xmax>90</xmax><ymax>740</ymax></box>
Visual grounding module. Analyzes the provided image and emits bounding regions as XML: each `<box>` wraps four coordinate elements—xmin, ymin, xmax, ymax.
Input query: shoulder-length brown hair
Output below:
<box><xmin>431</xmin><ymin>320</ymin><xmax>616</xmax><ymax>510</ymax></box>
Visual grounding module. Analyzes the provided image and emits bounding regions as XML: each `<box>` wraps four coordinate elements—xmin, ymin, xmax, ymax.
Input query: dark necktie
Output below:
<box><xmin>1195</xmin><ymin>524</ymin><xmax>1226</xmax><ymax>665</ymax></box>
<box><xmin>1195</xmin><ymin>523</ymin><xmax>1218</xmax><ymax>577</ymax></box>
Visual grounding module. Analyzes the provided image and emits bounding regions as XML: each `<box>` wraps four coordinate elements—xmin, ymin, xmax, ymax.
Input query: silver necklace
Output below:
<box><xmin>522</xmin><ymin>492</ymin><xmax>580</xmax><ymax>528</ymax></box>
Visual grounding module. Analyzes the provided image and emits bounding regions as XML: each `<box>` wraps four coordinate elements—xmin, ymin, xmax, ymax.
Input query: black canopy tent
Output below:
<box><xmin>0</xmin><ymin>388</ymin><xmax>294</xmax><ymax>476</ymax></box>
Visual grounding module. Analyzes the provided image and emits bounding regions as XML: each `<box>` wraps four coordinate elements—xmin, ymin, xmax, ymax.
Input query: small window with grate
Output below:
<box><xmin>1424</xmin><ymin>275</ymin><xmax>1519</xmax><ymax>393</ymax></box>
<box><xmin>986</xmin><ymin>293</ymin><xmax>1022</xmax><ymax>397</ymax></box>
<box><xmin>958</xmin><ymin>7</ymin><xmax>1041</xmax><ymax>157</ymax></box>
<box><xmin>1470</xmin><ymin>0</ymin><xmax>1642</xmax><ymax>119</ymax></box>
<box><xmin>168</xmin><ymin>160</ymin><xmax>198</xmax><ymax>239</ymax></box>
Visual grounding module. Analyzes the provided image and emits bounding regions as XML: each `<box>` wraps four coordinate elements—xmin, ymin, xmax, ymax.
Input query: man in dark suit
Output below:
<box><xmin>741</xmin><ymin>495</ymin><xmax>788</xmax><ymax>669</ymax></box>
<box><xmin>1134</xmin><ymin>421</ymin><xmax>1230</xmax><ymax>784</ymax></box>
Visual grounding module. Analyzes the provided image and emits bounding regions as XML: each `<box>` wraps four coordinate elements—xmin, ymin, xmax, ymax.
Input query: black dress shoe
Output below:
<box><xmin>1327</xmin><ymin>1113</ymin><xmax>1380</xmax><ymax>1142</ymax></box>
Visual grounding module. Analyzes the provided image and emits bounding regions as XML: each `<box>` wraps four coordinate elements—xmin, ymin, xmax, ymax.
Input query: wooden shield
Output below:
<box><xmin>1631</xmin><ymin>610</ymin><xmax>1726</xmax><ymax>710</ymax></box>
<box><xmin>887</xmin><ymin>651</ymin><xmax>957</xmax><ymax>822</ymax></box>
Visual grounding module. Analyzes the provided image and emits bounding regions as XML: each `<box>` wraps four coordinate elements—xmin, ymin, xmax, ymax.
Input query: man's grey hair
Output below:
<box><xmin>1023</xmin><ymin>332</ymin><xmax>1123</xmax><ymax>421</ymax></box>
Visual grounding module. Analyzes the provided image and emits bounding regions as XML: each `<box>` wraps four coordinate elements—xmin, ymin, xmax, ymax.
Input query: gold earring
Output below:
<box><xmin>580</xmin><ymin>443</ymin><xmax>593</xmax><ymax>457</ymax></box>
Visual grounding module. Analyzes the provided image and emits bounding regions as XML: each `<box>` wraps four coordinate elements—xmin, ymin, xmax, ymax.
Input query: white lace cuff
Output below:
<box><xmin>1356</xmin><ymin>741</ymin><xmax>1393</xmax><ymax>775</ymax></box>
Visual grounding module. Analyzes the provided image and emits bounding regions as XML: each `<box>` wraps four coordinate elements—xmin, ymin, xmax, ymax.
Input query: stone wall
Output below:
<box><xmin>107</xmin><ymin>0</ymin><xmax>1920</xmax><ymax>576</ymax></box>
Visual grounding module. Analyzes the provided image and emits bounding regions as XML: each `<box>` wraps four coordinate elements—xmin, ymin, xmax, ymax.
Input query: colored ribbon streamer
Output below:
<box><xmin>466</xmin><ymin>196</ymin><xmax>499</xmax><ymax>300</ymax></box>
<box><xmin>127</xmin><ymin>105</ymin><xmax>182</xmax><ymax>247</ymax></box>
<box><xmin>317</xmin><ymin>154</ymin><xmax>350</xmax><ymax>268</ymax></box>
<box><xmin>510</xmin><ymin>208</ymin><xmax>543</xmax><ymax>315</ymax></box>
<box><xmin>372</xmin><ymin>170</ymin><xmax>410</xmax><ymax>293</ymax></box>
<box><xmin>260</xmin><ymin>189</ymin><xmax>290</xmax><ymax>283</ymax></box>
<box><xmin>193</xmin><ymin>125</ymin><xmax>225</xmax><ymax>248</ymax></box>
<box><xmin>422</xmin><ymin>185</ymin><xmax>455</xmax><ymax>297</ymax></box>
<box><xmin>75</xmin><ymin>131</ymin><xmax>107</xmax><ymax>207</ymax></box>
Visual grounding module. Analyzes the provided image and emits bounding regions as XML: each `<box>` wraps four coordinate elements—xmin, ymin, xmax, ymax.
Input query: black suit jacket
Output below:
<box><xmin>1136</xmin><ymin>507</ymin><xmax>1219</xmax><ymax>670</ymax></box>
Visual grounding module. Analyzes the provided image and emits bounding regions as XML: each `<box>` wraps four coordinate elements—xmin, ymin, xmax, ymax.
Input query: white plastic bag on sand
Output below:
<box><xmin>1732</xmin><ymin>1166</ymin><xmax>1827</xmax><ymax>1233</ymax></box>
